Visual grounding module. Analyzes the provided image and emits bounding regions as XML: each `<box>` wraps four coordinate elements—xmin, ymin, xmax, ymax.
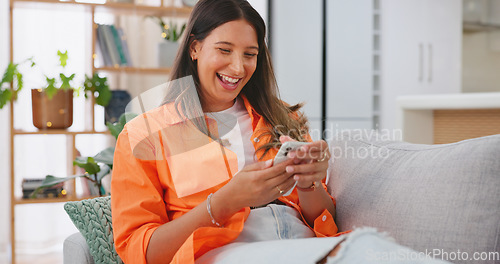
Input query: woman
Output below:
<box><xmin>111</xmin><ymin>1</ymin><xmax>451</xmax><ymax>263</ymax></box>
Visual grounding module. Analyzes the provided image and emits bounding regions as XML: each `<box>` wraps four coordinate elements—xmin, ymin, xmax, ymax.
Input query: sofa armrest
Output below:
<box><xmin>63</xmin><ymin>232</ymin><xmax>95</xmax><ymax>264</ymax></box>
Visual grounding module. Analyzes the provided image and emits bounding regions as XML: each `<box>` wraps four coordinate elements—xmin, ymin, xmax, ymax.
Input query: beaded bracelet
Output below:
<box><xmin>206</xmin><ymin>193</ymin><xmax>222</xmax><ymax>227</ymax></box>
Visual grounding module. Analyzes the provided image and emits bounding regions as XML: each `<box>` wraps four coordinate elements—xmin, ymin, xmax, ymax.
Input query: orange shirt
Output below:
<box><xmin>111</xmin><ymin>96</ymin><xmax>341</xmax><ymax>264</ymax></box>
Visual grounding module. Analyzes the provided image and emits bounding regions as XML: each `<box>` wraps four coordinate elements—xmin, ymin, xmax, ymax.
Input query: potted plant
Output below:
<box><xmin>31</xmin><ymin>50</ymin><xmax>78</xmax><ymax>129</ymax></box>
<box><xmin>148</xmin><ymin>16</ymin><xmax>186</xmax><ymax>67</ymax></box>
<box><xmin>0</xmin><ymin>57</ymin><xmax>35</xmax><ymax>109</ymax></box>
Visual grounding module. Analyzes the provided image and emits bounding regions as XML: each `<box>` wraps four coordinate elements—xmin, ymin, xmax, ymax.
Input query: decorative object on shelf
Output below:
<box><xmin>105</xmin><ymin>90</ymin><xmax>131</xmax><ymax>124</ymax></box>
<box><xmin>83</xmin><ymin>72</ymin><xmax>112</xmax><ymax>107</ymax></box>
<box><xmin>31</xmin><ymin>50</ymin><xmax>80</xmax><ymax>129</ymax></box>
<box><xmin>158</xmin><ymin>40</ymin><xmax>179</xmax><ymax>67</ymax></box>
<box><xmin>32</xmin><ymin>112</ymin><xmax>138</xmax><ymax>198</ymax></box>
<box><xmin>96</xmin><ymin>24</ymin><xmax>132</xmax><ymax>67</ymax></box>
<box><xmin>148</xmin><ymin>16</ymin><xmax>186</xmax><ymax>67</ymax></box>
<box><xmin>0</xmin><ymin>57</ymin><xmax>35</xmax><ymax>109</ymax></box>
<box><xmin>31</xmin><ymin>88</ymin><xmax>74</xmax><ymax>129</ymax></box>
<box><xmin>182</xmin><ymin>0</ymin><xmax>198</xmax><ymax>7</ymax></box>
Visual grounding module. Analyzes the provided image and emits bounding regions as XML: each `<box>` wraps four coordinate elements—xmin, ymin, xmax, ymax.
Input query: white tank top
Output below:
<box><xmin>206</xmin><ymin>97</ymin><xmax>257</xmax><ymax>172</ymax></box>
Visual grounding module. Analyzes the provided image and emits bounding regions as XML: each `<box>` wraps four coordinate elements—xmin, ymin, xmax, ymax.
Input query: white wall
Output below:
<box><xmin>0</xmin><ymin>0</ymin><xmax>10</xmax><ymax>261</ymax></box>
<box><xmin>247</xmin><ymin>0</ymin><xmax>268</xmax><ymax>26</ymax></box>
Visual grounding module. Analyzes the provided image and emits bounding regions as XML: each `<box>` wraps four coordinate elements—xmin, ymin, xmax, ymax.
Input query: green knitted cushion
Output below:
<box><xmin>64</xmin><ymin>196</ymin><xmax>123</xmax><ymax>264</ymax></box>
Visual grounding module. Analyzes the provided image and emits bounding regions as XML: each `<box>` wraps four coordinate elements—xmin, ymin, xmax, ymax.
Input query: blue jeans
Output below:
<box><xmin>196</xmin><ymin>205</ymin><xmax>452</xmax><ymax>264</ymax></box>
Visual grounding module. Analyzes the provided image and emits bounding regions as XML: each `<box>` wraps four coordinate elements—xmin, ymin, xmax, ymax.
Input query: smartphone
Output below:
<box><xmin>273</xmin><ymin>141</ymin><xmax>308</xmax><ymax>196</ymax></box>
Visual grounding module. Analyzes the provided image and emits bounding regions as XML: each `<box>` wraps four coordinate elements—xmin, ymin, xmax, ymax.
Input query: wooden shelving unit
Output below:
<box><xmin>96</xmin><ymin>66</ymin><xmax>172</xmax><ymax>74</ymax></box>
<box><xmin>13</xmin><ymin>129</ymin><xmax>110</xmax><ymax>135</ymax></box>
<box><xmin>13</xmin><ymin>0</ymin><xmax>193</xmax><ymax>16</ymax></box>
<box><xmin>8</xmin><ymin>1</ymin><xmax>192</xmax><ymax>262</ymax></box>
<box><xmin>14</xmin><ymin>195</ymin><xmax>101</xmax><ymax>205</ymax></box>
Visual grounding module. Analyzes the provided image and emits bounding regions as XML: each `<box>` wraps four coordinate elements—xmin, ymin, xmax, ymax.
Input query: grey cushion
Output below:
<box><xmin>328</xmin><ymin>133</ymin><xmax>500</xmax><ymax>264</ymax></box>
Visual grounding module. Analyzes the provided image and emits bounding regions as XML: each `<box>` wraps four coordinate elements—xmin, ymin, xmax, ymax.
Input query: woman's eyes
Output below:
<box><xmin>217</xmin><ymin>48</ymin><xmax>257</xmax><ymax>58</ymax></box>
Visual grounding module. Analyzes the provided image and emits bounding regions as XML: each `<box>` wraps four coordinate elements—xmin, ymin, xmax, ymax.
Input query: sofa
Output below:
<box><xmin>63</xmin><ymin>133</ymin><xmax>500</xmax><ymax>264</ymax></box>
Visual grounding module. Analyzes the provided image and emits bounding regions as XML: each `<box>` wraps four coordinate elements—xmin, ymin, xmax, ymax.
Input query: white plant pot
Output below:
<box><xmin>158</xmin><ymin>41</ymin><xmax>179</xmax><ymax>67</ymax></box>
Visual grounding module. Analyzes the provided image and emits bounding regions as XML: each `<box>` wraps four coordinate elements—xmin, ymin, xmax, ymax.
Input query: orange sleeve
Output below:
<box><xmin>111</xmin><ymin>127</ymin><xmax>169</xmax><ymax>264</ymax></box>
<box><xmin>311</xmin><ymin>183</ymin><xmax>339</xmax><ymax>237</ymax></box>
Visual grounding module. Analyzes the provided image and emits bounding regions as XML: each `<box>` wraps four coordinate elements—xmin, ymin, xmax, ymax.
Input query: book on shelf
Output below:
<box><xmin>96</xmin><ymin>25</ymin><xmax>112</xmax><ymax>66</ymax></box>
<box><xmin>117</xmin><ymin>27</ymin><xmax>133</xmax><ymax>67</ymax></box>
<box><xmin>110</xmin><ymin>25</ymin><xmax>128</xmax><ymax>66</ymax></box>
<box><xmin>96</xmin><ymin>23</ymin><xmax>132</xmax><ymax>67</ymax></box>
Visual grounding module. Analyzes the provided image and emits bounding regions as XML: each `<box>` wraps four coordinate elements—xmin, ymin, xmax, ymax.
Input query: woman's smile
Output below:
<box><xmin>216</xmin><ymin>73</ymin><xmax>243</xmax><ymax>91</ymax></box>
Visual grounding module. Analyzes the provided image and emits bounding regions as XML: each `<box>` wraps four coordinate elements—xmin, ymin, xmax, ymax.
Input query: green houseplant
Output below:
<box><xmin>31</xmin><ymin>50</ymin><xmax>78</xmax><ymax>129</ymax></box>
<box><xmin>83</xmin><ymin>72</ymin><xmax>112</xmax><ymax>107</ymax></box>
<box><xmin>0</xmin><ymin>57</ymin><xmax>35</xmax><ymax>109</ymax></box>
<box><xmin>31</xmin><ymin>112</ymin><xmax>137</xmax><ymax>198</ymax></box>
<box><xmin>148</xmin><ymin>16</ymin><xmax>186</xmax><ymax>42</ymax></box>
<box><xmin>148</xmin><ymin>16</ymin><xmax>186</xmax><ymax>67</ymax></box>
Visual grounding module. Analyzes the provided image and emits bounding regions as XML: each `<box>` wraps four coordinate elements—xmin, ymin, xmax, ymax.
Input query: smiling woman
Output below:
<box><xmin>110</xmin><ymin>1</ymin><xmax>455</xmax><ymax>264</ymax></box>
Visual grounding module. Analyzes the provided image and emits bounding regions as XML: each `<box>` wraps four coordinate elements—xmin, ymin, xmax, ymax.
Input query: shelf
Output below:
<box><xmin>13</xmin><ymin>0</ymin><xmax>193</xmax><ymax>17</ymax></box>
<box><xmin>13</xmin><ymin>129</ymin><xmax>110</xmax><ymax>135</ymax></box>
<box><xmin>14</xmin><ymin>195</ymin><xmax>101</xmax><ymax>205</ymax></box>
<box><xmin>95</xmin><ymin>66</ymin><xmax>172</xmax><ymax>74</ymax></box>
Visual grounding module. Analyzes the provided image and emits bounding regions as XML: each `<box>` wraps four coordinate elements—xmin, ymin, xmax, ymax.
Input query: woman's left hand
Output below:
<box><xmin>279</xmin><ymin>136</ymin><xmax>330</xmax><ymax>188</ymax></box>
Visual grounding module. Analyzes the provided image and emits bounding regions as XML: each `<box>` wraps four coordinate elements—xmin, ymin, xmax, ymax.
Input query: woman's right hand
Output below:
<box><xmin>210</xmin><ymin>158</ymin><xmax>296</xmax><ymax>219</ymax></box>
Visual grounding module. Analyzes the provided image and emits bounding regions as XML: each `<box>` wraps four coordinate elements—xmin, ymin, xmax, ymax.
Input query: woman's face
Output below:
<box><xmin>191</xmin><ymin>19</ymin><xmax>259</xmax><ymax>112</ymax></box>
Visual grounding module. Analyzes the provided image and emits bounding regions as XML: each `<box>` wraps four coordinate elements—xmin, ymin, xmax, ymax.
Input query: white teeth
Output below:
<box><xmin>220</xmin><ymin>74</ymin><xmax>239</xmax><ymax>84</ymax></box>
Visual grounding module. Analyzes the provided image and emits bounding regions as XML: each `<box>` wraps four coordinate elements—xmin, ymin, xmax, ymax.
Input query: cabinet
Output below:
<box><xmin>379</xmin><ymin>0</ymin><xmax>462</xmax><ymax>131</ymax></box>
<box><xmin>323</xmin><ymin>0</ymin><xmax>462</xmax><ymax>133</ymax></box>
<box><xmin>8</xmin><ymin>1</ymin><xmax>192</xmax><ymax>263</ymax></box>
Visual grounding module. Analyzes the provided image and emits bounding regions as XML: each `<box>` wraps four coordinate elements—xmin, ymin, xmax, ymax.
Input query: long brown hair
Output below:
<box><xmin>164</xmin><ymin>0</ymin><xmax>309</xmax><ymax>159</ymax></box>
